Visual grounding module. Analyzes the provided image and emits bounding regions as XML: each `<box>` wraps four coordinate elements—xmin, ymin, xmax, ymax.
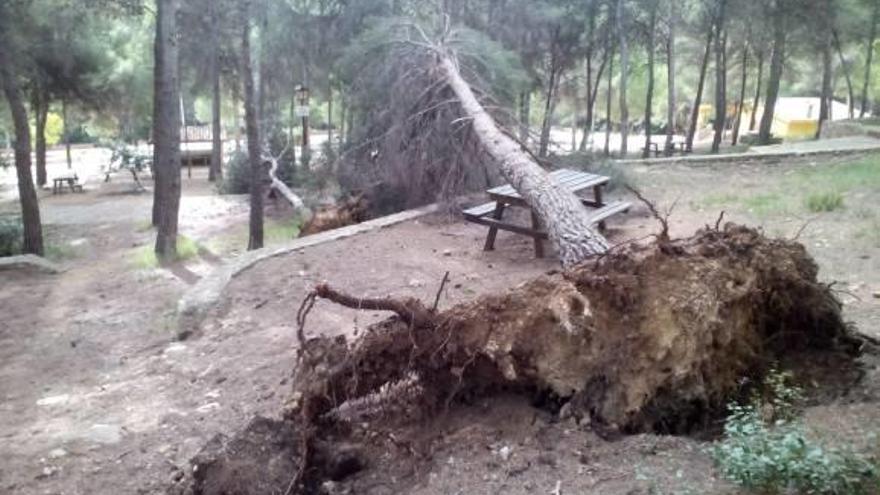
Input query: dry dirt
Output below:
<box><xmin>1</xmin><ymin>153</ymin><xmax>879</xmax><ymax>495</ymax></box>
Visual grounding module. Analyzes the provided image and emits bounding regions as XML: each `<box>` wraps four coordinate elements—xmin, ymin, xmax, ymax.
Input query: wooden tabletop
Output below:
<box><xmin>487</xmin><ymin>168</ymin><xmax>609</xmax><ymax>206</ymax></box>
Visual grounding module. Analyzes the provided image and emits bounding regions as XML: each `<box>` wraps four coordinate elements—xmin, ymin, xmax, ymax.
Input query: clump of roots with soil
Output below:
<box><xmin>182</xmin><ymin>223</ymin><xmax>870</xmax><ymax>495</ymax></box>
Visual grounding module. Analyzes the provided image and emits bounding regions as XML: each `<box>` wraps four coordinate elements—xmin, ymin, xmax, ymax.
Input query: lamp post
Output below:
<box><xmin>295</xmin><ymin>84</ymin><xmax>310</xmax><ymax>150</ymax></box>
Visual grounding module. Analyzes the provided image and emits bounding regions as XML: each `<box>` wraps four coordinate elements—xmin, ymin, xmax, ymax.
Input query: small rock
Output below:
<box><xmin>497</xmin><ymin>445</ymin><xmax>512</xmax><ymax>461</ymax></box>
<box><xmin>36</xmin><ymin>394</ymin><xmax>70</xmax><ymax>407</ymax></box>
<box><xmin>442</xmin><ymin>249</ymin><xmax>452</xmax><ymax>256</ymax></box>
<box><xmin>408</xmin><ymin>279</ymin><xmax>424</xmax><ymax>288</ymax></box>
<box><xmin>48</xmin><ymin>448</ymin><xmax>67</xmax><ymax>459</ymax></box>
<box><xmin>164</xmin><ymin>343</ymin><xmax>187</xmax><ymax>354</ymax></box>
<box><xmin>873</xmin><ymin>292</ymin><xmax>880</xmax><ymax>299</ymax></box>
<box><xmin>84</xmin><ymin>424</ymin><xmax>122</xmax><ymax>444</ymax></box>
<box><xmin>196</xmin><ymin>402</ymin><xmax>221</xmax><ymax>413</ymax></box>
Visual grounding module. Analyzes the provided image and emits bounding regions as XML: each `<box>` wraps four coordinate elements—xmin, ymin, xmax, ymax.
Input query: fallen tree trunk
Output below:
<box><xmin>438</xmin><ymin>55</ymin><xmax>609</xmax><ymax>268</ymax></box>
<box><xmin>265</xmin><ymin>154</ymin><xmax>304</xmax><ymax>211</ymax></box>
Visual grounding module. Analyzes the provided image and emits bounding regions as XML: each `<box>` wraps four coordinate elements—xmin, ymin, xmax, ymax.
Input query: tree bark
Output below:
<box><xmin>749</xmin><ymin>50</ymin><xmax>764</xmax><ymax>131</ymax></box>
<box><xmin>439</xmin><ymin>55</ymin><xmax>608</xmax><ymax>267</ymax></box>
<box><xmin>732</xmin><ymin>43</ymin><xmax>748</xmax><ymax>145</ymax></box>
<box><xmin>643</xmin><ymin>2</ymin><xmax>657</xmax><ymax>159</ymax></box>
<box><xmin>242</xmin><ymin>7</ymin><xmax>264</xmax><ymax>251</ymax></box>
<box><xmin>580</xmin><ymin>51</ymin><xmax>607</xmax><ymax>151</ymax></box>
<box><xmin>759</xmin><ymin>2</ymin><xmax>786</xmax><ymax>145</ymax></box>
<box><xmin>711</xmin><ymin>0</ymin><xmax>728</xmax><ymax>154</ymax></box>
<box><xmin>616</xmin><ymin>0</ymin><xmax>629</xmax><ymax>157</ymax></box>
<box><xmin>0</xmin><ymin>44</ymin><xmax>44</xmax><ymax>256</ymax></box>
<box><xmin>579</xmin><ymin>5</ymin><xmax>598</xmax><ymax>152</ymax></box>
<box><xmin>519</xmin><ymin>90</ymin><xmax>530</xmax><ymax>143</ymax></box>
<box><xmin>209</xmin><ymin>0</ymin><xmax>223</xmax><ymax>182</ymax></box>
<box><xmin>327</xmin><ymin>79</ymin><xmax>334</xmax><ymax>147</ymax></box>
<box><xmin>538</xmin><ymin>58</ymin><xmax>559</xmax><ymax>157</ymax></box>
<box><xmin>817</xmin><ymin>0</ymin><xmax>834</xmax><ymax>139</ymax></box>
<box><xmin>861</xmin><ymin>1</ymin><xmax>879</xmax><ymax>118</ymax></box>
<box><xmin>62</xmin><ymin>98</ymin><xmax>72</xmax><ymax>169</ymax></box>
<box><xmin>604</xmin><ymin>49</ymin><xmax>615</xmax><ymax>157</ymax></box>
<box><xmin>832</xmin><ymin>29</ymin><xmax>855</xmax><ymax>119</ymax></box>
<box><xmin>33</xmin><ymin>86</ymin><xmax>49</xmax><ymax>187</ymax></box>
<box><xmin>686</xmin><ymin>27</ymin><xmax>714</xmax><ymax>152</ymax></box>
<box><xmin>152</xmin><ymin>0</ymin><xmax>182</xmax><ymax>260</ymax></box>
<box><xmin>664</xmin><ymin>0</ymin><xmax>677</xmax><ymax>156</ymax></box>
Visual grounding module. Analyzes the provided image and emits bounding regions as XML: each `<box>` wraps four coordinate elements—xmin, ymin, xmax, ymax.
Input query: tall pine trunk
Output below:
<box><xmin>759</xmin><ymin>2</ymin><xmax>786</xmax><ymax>145</ymax></box>
<box><xmin>749</xmin><ymin>51</ymin><xmax>764</xmax><ymax>131</ymax></box>
<box><xmin>33</xmin><ymin>87</ymin><xmax>49</xmax><ymax>187</ymax></box>
<box><xmin>832</xmin><ymin>30</ymin><xmax>855</xmax><ymax>119</ymax></box>
<box><xmin>861</xmin><ymin>1</ymin><xmax>879</xmax><ymax>118</ymax></box>
<box><xmin>580</xmin><ymin>6</ymin><xmax>598</xmax><ymax>152</ymax></box>
<box><xmin>519</xmin><ymin>90</ymin><xmax>530</xmax><ymax>144</ymax></box>
<box><xmin>818</xmin><ymin>14</ymin><xmax>833</xmax><ymax>139</ymax></box>
<box><xmin>686</xmin><ymin>27</ymin><xmax>714</xmax><ymax>152</ymax></box>
<box><xmin>664</xmin><ymin>0</ymin><xmax>677</xmax><ymax>156</ymax></box>
<box><xmin>209</xmin><ymin>0</ymin><xmax>223</xmax><ymax>182</ymax></box>
<box><xmin>604</xmin><ymin>50</ymin><xmax>615</xmax><ymax>157</ymax></box>
<box><xmin>62</xmin><ymin>98</ymin><xmax>72</xmax><ymax>169</ymax></box>
<box><xmin>711</xmin><ymin>0</ymin><xmax>727</xmax><ymax>154</ymax></box>
<box><xmin>732</xmin><ymin>44</ymin><xmax>748</xmax><ymax>145</ymax></box>
<box><xmin>0</xmin><ymin>44</ymin><xmax>43</xmax><ymax>255</ymax></box>
<box><xmin>440</xmin><ymin>55</ymin><xmax>608</xmax><ymax>267</ymax></box>
<box><xmin>616</xmin><ymin>0</ymin><xmax>629</xmax><ymax>157</ymax></box>
<box><xmin>152</xmin><ymin>0</ymin><xmax>182</xmax><ymax>260</ymax></box>
<box><xmin>242</xmin><ymin>6</ymin><xmax>264</xmax><ymax>251</ymax></box>
<box><xmin>539</xmin><ymin>61</ymin><xmax>559</xmax><ymax>157</ymax></box>
<box><xmin>642</xmin><ymin>2</ymin><xmax>657</xmax><ymax>159</ymax></box>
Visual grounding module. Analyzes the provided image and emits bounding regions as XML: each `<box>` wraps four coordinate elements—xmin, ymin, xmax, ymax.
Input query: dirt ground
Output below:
<box><xmin>1</xmin><ymin>152</ymin><xmax>879</xmax><ymax>494</ymax></box>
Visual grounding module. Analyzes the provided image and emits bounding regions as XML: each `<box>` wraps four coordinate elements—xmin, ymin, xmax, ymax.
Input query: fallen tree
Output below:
<box><xmin>181</xmin><ymin>224</ymin><xmax>866</xmax><ymax>495</ymax></box>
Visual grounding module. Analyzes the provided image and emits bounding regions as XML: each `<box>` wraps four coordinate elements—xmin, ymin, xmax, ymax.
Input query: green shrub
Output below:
<box><xmin>0</xmin><ymin>215</ymin><xmax>23</xmax><ymax>257</ymax></box>
<box><xmin>221</xmin><ymin>129</ymin><xmax>297</xmax><ymax>195</ymax></box>
<box><xmin>713</xmin><ymin>370</ymin><xmax>878</xmax><ymax>495</ymax></box>
<box><xmin>806</xmin><ymin>191</ymin><xmax>844</xmax><ymax>212</ymax></box>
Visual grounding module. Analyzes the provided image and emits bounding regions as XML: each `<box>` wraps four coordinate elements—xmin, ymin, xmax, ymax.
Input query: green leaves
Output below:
<box><xmin>713</xmin><ymin>370</ymin><xmax>879</xmax><ymax>495</ymax></box>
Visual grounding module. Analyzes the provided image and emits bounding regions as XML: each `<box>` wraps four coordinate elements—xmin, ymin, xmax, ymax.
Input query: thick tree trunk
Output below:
<box><xmin>33</xmin><ymin>87</ymin><xmax>49</xmax><ymax>187</ymax></box>
<box><xmin>732</xmin><ymin>44</ymin><xmax>748</xmax><ymax>145</ymax></box>
<box><xmin>604</xmin><ymin>50</ymin><xmax>615</xmax><ymax>157</ymax></box>
<box><xmin>711</xmin><ymin>0</ymin><xmax>727</xmax><ymax>154</ymax></box>
<box><xmin>664</xmin><ymin>0</ymin><xmax>677</xmax><ymax>156</ymax></box>
<box><xmin>439</xmin><ymin>55</ymin><xmax>608</xmax><ymax>267</ymax></box>
<box><xmin>327</xmin><ymin>80</ymin><xmax>334</xmax><ymax>147</ymax></box>
<box><xmin>832</xmin><ymin>29</ymin><xmax>855</xmax><ymax>119</ymax></box>
<box><xmin>579</xmin><ymin>6</ymin><xmax>598</xmax><ymax>152</ymax></box>
<box><xmin>242</xmin><ymin>10</ymin><xmax>264</xmax><ymax>251</ymax></box>
<box><xmin>686</xmin><ymin>27</ymin><xmax>714</xmax><ymax>152</ymax></box>
<box><xmin>152</xmin><ymin>0</ymin><xmax>182</xmax><ymax>260</ymax></box>
<box><xmin>209</xmin><ymin>0</ymin><xmax>223</xmax><ymax>182</ymax></box>
<box><xmin>861</xmin><ymin>1</ymin><xmax>879</xmax><ymax>118</ymax></box>
<box><xmin>616</xmin><ymin>0</ymin><xmax>629</xmax><ymax>157</ymax></box>
<box><xmin>749</xmin><ymin>51</ymin><xmax>764</xmax><ymax>131</ymax></box>
<box><xmin>759</xmin><ymin>4</ymin><xmax>786</xmax><ymax>145</ymax></box>
<box><xmin>0</xmin><ymin>46</ymin><xmax>44</xmax><ymax>256</ymax></box>
<box><xmin>642</xmin><ymin>3</ymin><xmax>657</xmax><ymax>159</ymax></box>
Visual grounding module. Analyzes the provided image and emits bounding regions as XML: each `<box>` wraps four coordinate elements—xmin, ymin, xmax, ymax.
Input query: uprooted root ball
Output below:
<box><xmin>184</xmin><ymin>224</ymin><xmax>865</xmax><ymax>494</ymax></box>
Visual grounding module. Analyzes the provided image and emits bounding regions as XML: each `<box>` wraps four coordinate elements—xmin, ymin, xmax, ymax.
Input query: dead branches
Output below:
<box><xmin>311</xmin><ymin>283</ymin><xmax>435</xmax><ymax>328</ymax></box>
<box><xmin>626</xmin><ymin>185</ymin><xmax>675</xmax><ymax>243</ymax></box>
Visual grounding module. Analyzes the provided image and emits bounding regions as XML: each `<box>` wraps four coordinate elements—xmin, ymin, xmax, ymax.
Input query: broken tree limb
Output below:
<box><xmin>264</xmin><ymin>153</ymin><xmax>304</xmax><ymax>211</ymax></box>
<box><xmin>438</xmin><ymin>54</ymin><xmax>609</xmax><ymax>268</ymax></box>
<box><xmin>311</xmin><ymin>283</ymin><xmax>434</xmax><ymax>328</ymax></box>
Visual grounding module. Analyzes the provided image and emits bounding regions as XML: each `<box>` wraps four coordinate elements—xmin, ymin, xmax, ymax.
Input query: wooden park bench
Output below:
<box><xmin>463</xmin><ymin>168</ymin><xmax>631</xmax><ymax>258</ymax></box>
<box><xmin>52</xmin><ymin>174</ymin><xmax>84</xmax><ymax>194</ymax></box>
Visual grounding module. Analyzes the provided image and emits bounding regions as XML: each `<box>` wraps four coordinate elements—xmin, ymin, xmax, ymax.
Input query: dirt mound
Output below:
<box><xmin>180</xmin><ymin>224</ymin><xmax>865</xmax><ymax>494</ymax></box>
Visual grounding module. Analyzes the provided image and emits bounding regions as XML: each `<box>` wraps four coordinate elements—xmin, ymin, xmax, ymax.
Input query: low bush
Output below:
<box><xmin>806</xmin><ymin>191</ymin><xmax>844</xmax><ymax>212</ymax></box>
<box><xmin>0</xmin><ymin>215</ymin><xmax>23</xmax><ymax>257</ymax></box>
<box><xmin>713</xmin><ymin>370</ymin><xmax>878</xmax><ymax>495</ymax></box>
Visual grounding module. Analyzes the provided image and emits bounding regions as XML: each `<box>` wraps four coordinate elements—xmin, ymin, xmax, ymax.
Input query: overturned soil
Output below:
<box><xmin>2</xmin><ymin>153</ymin><xmax>880</xmax><ymax>495</ymax></box>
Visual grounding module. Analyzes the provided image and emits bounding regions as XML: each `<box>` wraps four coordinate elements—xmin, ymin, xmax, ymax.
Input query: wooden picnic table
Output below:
<box><xmin>463</xmin><ymin>168</ymin><xmax>631</xmax><ymax>258</ymax></box>
<box><xmin>52</xmin><ymin>175</ymin><xmax>83</xmax><ymax>194</ymax></box>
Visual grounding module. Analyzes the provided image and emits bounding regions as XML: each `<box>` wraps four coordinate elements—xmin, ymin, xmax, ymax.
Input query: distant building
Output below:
<box><xmin>746</xmin><ymin>97</ymin><xmax>852</xmax><ymax>140</ymax></box>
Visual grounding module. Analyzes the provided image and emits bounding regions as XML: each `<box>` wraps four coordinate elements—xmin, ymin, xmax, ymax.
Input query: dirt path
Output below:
<box><xmin>1</xmin><ymin>154</ymin><xmax>878</xmax><ymax>494</ymax></box>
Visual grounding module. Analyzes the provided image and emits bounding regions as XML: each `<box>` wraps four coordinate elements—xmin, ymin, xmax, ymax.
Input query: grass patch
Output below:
<box><xmin>805</xmin><ymin>191</ymin><xmax>844</xmax><ymax>212</ymax></box>
<box><xmin>130</xmin><ymin>235</ymin><xmax>200</xmax><ymax>269</ymax></box>
<box><xmin>265</xmin><ymin>216</ymin><xmax>302</xmax><ymax>244</ymax></box>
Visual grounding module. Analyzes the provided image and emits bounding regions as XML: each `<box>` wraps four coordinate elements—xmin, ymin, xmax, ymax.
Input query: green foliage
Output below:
<box><xmin>713</xmin><ymin>370</ymin><xmax>879</xmax><ymax>495</ymax></box>
<box><xmin>130</xmin><ymin>236</ymin><xmax>200</xmax><ymax>269</ymax></box>
<box><xmin>219</xmin><ymin>150</ymin><xmax>251</xmax><ymax>195</ymax></box>
<box><xmin>107</xmin><ymin>141</ymin><xmax>151</xmax><ymax>173</ymax></box>
<box><xmin>0</xmin><ymin>216</ymin><xmax>23</xmax><ymax>257</ymax></box>
<box><xmin>806</xmin><ymin>191</ymin><xmax>845</xmax><ymax>212</ymax></box>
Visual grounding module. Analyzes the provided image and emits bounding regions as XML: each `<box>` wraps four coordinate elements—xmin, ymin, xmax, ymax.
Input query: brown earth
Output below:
<box><xmin>1</xmin><ymin>154</ymin><xmax>879</xmax><ymax>495</ymax></box>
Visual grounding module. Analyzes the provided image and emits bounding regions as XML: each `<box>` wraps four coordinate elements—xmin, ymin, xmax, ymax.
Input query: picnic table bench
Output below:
<box><xmin>463</xmin><ymin>168</ymin><xmax>631</xmax><ymax>258</ymax></box>
<box><xmin>647</xmin><ymin>141</ymin><xmax>690</xmax><ymax>157</ymax></box>
<box><xmin>52</xmin><ymin>174</ymin><xmax>83</xmax><ymax>194</ymax></box>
